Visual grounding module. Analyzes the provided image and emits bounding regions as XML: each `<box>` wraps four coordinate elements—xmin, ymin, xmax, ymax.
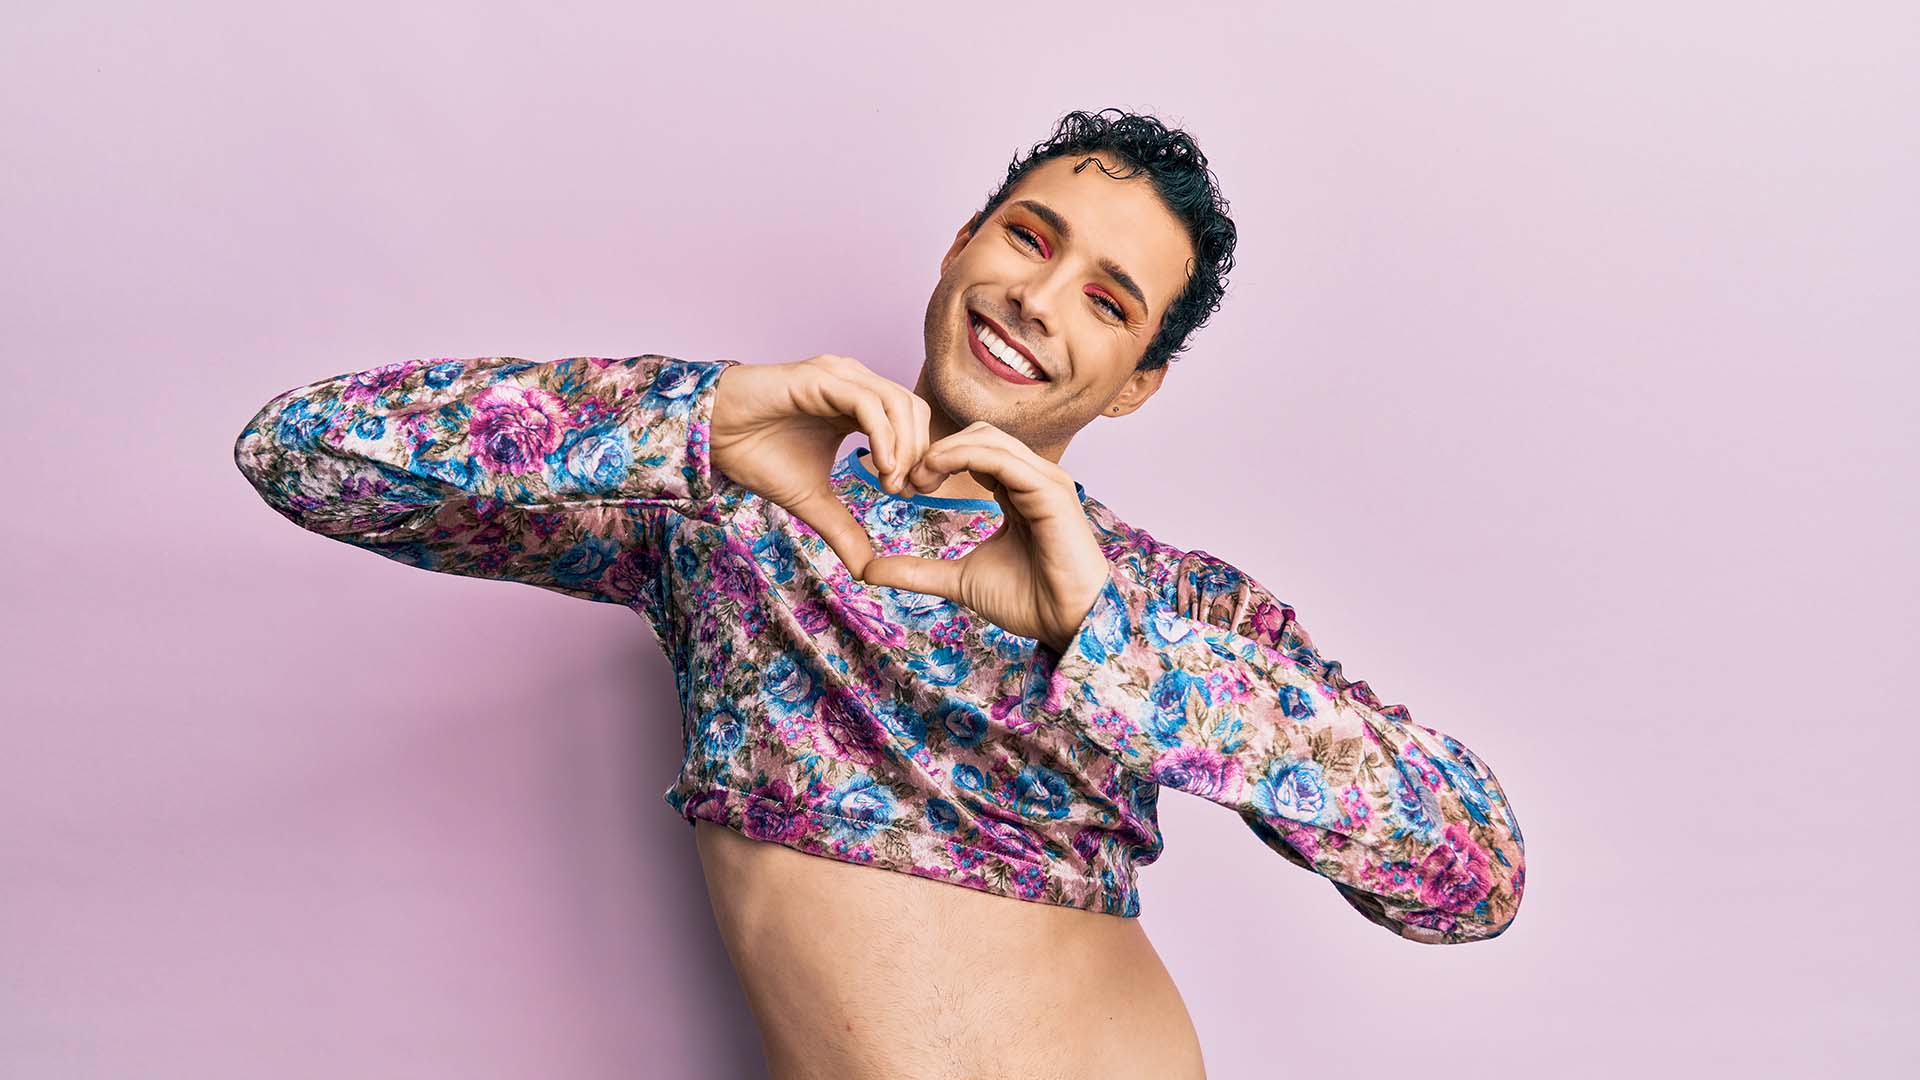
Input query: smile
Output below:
<box><xmin>966</xmin><ymin>312</ymin><xmax>1048</xmax><ymax>384</ymax></box>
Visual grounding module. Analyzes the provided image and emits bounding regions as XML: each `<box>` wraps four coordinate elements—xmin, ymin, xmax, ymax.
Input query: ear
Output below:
<box><xmin>1101</xmin><ymin>363</ymin><xmax>1168</xmax><ymax>419</ymax></box>
<box><xmin>940</xmin><ymin>214</ymin><xmax>980</xmax><ymax>276</ymax></box>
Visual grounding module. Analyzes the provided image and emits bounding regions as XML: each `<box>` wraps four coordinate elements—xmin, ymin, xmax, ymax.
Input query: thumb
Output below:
<box><xmin>785</xmin><ymin>488</ymin><xmax>876</xmax><ymax>578</ymax></box>
<box><xmin>859</xmin><ymin>554</ymin><xmax>963</xmax><ymax>601</ymax></box>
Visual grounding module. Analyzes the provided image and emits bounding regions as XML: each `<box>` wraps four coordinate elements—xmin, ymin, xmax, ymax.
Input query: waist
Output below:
<box><xmin>692</xmin><ymin>819</ymin><xmax>1205</xmax><ymax>1077</ymax></box>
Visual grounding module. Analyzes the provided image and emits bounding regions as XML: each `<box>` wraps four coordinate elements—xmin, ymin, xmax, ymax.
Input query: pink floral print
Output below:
<box><xmin>234</xmin><ymin>352</ymin><xmax>1526</xmax><ymax>943</ymax></box>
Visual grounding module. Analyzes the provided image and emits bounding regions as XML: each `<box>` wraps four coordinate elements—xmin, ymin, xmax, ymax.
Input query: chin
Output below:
<box><xmin>920</xmin><ymin>346</ymin><xmax>1003</xmax><ymax>428</ymax></box>
<box><xmin>922</xmin><ymin>294</ymin><xmax>1051</xmax><ymax>435</ymax></box>
<box><xmin>920</xmin><ymin>349</ymin><xmax>983</xmax><ymax>421</ymax></box>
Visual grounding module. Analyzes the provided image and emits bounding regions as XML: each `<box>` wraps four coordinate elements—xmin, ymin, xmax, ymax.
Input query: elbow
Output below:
<box><xmin>232</xmin><ymin>399</ymin><xmax>339</xmax><ymax>536</ymax></box>
<box><xmin>233</xmin><ymin>405</ymin><xmax>267</xmax><ymax>486</ymax></box>
<box><xmin>1486</xmin><ymin>831</ymin><xmax>1527</xmax><ymax>940</ymax></box>
<box><xmin>1344</xmin><ymin>813</ymin><xmax>1526</xmax><ymax>946</ymax></box>
<box><xmin>1420</xmin><ymin>793</ymin><xmax>1525</xmax><ymax>944</ymax></box>
<box><xmin>1424</xmin><ymin>822</ymin><xmax>1526</xmax><ymax>945</ymax></box>
<box><xmin>233</xmin><ymin>392</ymin><xmax>299</xmax><ymax>493</ymax></box>
<box><xmin>233</xmin><ymin>401</ymin><xmax>315</xmax><ymax>527</ymax></box>
<box><xmin>1425</xmin><ymin>737</ymin><xmax>1526</xmax><ymax>942</ymax></box>
<box><xmin>1373</xmin><ymin>879</ymin><xmax>1524</xmax><ymax>946</ymax></box>
<box><xmin>233</xmin><ymin>414</ymin><xmax>290</xmax><ymax>517</ymax></box>
<box><xmin>1455</xmin><ymin>859</ymin><xmax>1525</xmax><ymax>944</ymax></box>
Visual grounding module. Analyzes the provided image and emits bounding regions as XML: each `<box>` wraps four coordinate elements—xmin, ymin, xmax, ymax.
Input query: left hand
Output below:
<box><xmin>856</xmin><ymin>421</ymin><xmax>1111</xmax><ymax>654</ymax></box>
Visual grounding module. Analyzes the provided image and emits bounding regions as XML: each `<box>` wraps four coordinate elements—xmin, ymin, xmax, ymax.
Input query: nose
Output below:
<box><xmin>1005</xmin><ymin>264</ymin><xmax>1069</xmax><ymax>340</ymax></box>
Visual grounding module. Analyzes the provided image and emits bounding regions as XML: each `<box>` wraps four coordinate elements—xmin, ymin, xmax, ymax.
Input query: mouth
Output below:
<box><xmin>965</xmin><ymin>310</ymin><xmax>1049</xmax><ymax>385</ymax></box>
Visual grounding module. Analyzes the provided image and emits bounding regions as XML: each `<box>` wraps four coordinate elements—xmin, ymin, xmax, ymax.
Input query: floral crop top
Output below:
<box><xmin>232</xmin><ymin>351</ymin><xmax>1526</xmax><ymax>944</ymax></box>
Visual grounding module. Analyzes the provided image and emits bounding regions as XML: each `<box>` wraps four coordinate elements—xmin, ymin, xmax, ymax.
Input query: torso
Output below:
<box><xmin>694</xmin><ymin>820</ymin><xmax>1207</xmax><ymax>1079</ymax></box>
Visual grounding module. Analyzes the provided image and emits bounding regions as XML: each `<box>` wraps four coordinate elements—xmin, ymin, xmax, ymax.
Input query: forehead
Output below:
<box><xmin>996</xmin><ymin>154</ymin><xmax>1194</xmax><ymax>316</ymax></box>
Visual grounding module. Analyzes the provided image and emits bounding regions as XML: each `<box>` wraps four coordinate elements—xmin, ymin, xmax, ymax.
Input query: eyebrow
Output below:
<box><xmin>1009</xmin><ymin>199</ymin><xmax>1150</xmax><ymax>315</ymax></box>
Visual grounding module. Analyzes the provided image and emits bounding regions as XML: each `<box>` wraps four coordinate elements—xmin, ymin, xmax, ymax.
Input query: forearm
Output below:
<box><xmin>1022</xmin><ymin>560</ymin><xmax>1526</xmax><ymax>944</ymax></box>
<box><xmin>232</xmin><ymin>352</ymin><xmax>739</xmax><ymax>603</ymax></box>
<box><xmin>235</xmin><ymin>353</ymin><xmax>738</xmax><ymax>528</ymax></box>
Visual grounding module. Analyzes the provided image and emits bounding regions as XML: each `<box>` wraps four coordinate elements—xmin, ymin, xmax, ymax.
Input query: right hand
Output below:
<box><xmin>710</xmin><ymin>354</ymin><xmax>932</xmax><ymax>578</ymax></box>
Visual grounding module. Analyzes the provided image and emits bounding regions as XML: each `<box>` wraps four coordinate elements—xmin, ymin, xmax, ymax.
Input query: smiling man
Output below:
<box><xmin>234</xmin><ymin>108</ymin><xmax>1526</xmax><ymax>1078</ymax></box>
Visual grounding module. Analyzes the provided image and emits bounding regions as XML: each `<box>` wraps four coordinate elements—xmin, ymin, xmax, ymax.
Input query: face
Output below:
<box><xmin>917</xmin><ymin>153</ymin><xmax>1196</xmax><ymax>457</ymax></box>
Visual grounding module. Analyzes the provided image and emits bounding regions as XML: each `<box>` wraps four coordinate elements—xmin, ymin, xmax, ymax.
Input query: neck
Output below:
<box><xmin>909</xmin><ymin>368</ymin><xmax>1067</xmax><ymax>502</ymax></box>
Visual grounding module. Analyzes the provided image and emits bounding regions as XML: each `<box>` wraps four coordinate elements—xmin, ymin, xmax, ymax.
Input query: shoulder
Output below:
<box><xmin>1077</xmin><ymin>494</ymin><xmax>1253</xmax><ymax>626</ymax></box>
<box><xmin>1081</xmin><ymin>492</ymin><xmax>1299</xmax><ymax>647</ymax></box>
<box><xmin>1076</xmin><ymin>492</ymin><xmax>1188</xmax><ymax>594</ymax></box>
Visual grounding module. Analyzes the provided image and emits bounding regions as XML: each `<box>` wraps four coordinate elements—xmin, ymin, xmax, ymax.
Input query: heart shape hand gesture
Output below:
<box><xmin>711</xmin><ymin>354</ymin><xmax>932</xmax><ymax>576</ymax></box>
<box><xmin>857</xmin><ymin>421</ymin><xmax>1111</xmax><ymax>654</ymax></box>
<box><xmin>710</xmin><ymin>357</ymin><xmax>1110</xmax><ymax>655</ymax></box>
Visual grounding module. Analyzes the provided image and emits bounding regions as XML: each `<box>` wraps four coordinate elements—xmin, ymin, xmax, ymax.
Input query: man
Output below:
<box><xmin>234</xmin><ymin>108</ymin><xmax>1526</xmax><ymax>1078</ymax></box>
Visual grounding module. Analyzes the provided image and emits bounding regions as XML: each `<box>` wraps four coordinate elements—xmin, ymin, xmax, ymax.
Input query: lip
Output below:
<box><xmin>965</xmin><ymin>309</ymin><xmax>1049</xmax><ymax>383</ymax></box>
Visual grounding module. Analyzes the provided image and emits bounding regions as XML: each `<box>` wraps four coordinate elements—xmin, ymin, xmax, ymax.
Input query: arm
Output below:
<box><xmin>1022</xmin><ymin>548</ymin><xmax>1527</xmax><ymax>945</ymax></box>
<box><xmin>232</xmin><ymin>352</ymin><xmax>739</xmax><ymax>606</ymax></box>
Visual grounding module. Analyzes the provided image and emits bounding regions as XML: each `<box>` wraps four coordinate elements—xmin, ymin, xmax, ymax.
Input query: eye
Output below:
<box><xmin>1007</xmin><ymin>224</ymin><xmax>1128</xmax><ymax>321</ymax></box>
<box><xmin>1006</xmin><ymin>223</ymin><xmax>1045</xmax><ymax>254</ymax></box>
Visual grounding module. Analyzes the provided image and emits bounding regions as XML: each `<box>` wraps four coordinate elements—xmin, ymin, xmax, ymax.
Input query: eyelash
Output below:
<box><xmin>1006</xmin><ymin>224</ymin><xmax>1127</xmax><ymax>320</ymax></box>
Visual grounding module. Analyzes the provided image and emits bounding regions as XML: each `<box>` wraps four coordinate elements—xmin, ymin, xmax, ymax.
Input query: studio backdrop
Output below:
<box><xmin>2</xmin><ymin>2</ymin><xmax>1912</xmax><ymax>1077</ymax></box>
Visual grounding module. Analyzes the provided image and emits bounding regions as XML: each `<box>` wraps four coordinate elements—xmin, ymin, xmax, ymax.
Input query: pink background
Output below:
<box><xmin>4</xmin><ymin>2</ymin><xmax>1913</xmax><ymax>1076</ymax></box>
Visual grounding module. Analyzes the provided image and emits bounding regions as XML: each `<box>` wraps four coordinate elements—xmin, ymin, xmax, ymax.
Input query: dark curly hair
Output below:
<box><xmin>970</xmin><ymin>108</ymin><xmax>1237</xmax><ymax>371</ymax></box>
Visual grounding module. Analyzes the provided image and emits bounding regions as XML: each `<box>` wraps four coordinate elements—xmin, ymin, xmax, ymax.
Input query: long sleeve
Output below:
<box><xmin>232</xmin><ymin>352</ymin><xmax>739</xmax><ymax>607</ymax></box>
<box><xmin>1022</xmin><ymin>548</ymin><xmax>1526</xmax><ymax>945</ymax></box>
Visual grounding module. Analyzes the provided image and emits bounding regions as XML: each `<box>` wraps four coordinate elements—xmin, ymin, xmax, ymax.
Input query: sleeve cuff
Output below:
<box><xmin>675</xmin><ymin>356</ymin><xmax>742</xmax><ymax>509</ymax></box>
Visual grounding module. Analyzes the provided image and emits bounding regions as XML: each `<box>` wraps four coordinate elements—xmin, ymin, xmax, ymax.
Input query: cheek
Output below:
<box><xmin>1065</xmin><ymin>342</ymin><xmax>1136</xmax><ymax>390</ymax></box>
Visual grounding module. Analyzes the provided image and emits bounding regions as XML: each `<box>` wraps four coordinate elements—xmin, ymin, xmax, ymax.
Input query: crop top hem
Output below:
<box><xmin>668</xmin><ymin>782</ymin><xmax>1142</xmax><ymax>918</ymax></box>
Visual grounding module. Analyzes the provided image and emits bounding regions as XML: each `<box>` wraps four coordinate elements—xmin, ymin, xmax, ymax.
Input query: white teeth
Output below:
<box><xmin>971</xmin><ymin>317</ymin><xmax>1044</xmax><ymax>380</ymax></box>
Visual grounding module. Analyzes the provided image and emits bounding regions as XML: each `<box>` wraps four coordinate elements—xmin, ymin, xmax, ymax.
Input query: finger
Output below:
<box><xmin>910</xmin><ymin>440</ymin><xmax>1059</xmax><ymax>511</ymax></box>
<box><xmin>786</xmin><ymin>487</ymin><xmax>876</xmax><ymax>577</ymax></box>
<box><xmin>815</xmin><ymin>377</ymin><xmax>897</xmax><ymax>479</ymax></box>
<box><xmin>906</xmin><ymin>432</ymin><xmax>1050</xmax><ymax>497</ymax></box>
<box><xmin>874</xmin><ymin>385</ymin><xmax>922</xmax><ymax>492</ymax></box>
<box><xmin>858</xmin><ymin>553</ymin><xmax>964</xmax><ymax>600</ymax></box>
<box><xmin>838</xmin><ymin>369</ymin><xmax>930</xmax><ymax>493</ymax></box>
<box><xmin>906</xmin><ymin>394</ymin><xmax>933</xmax><ymax>494</ymax></box>
<box><xmin>904</xmin><ymin>427</ymin><xmax>992</xmax><ymax>492</ymax></box>
<box><xmin>950</xmin><ymin>422</ymin><xmax>1072</xmax><ymax>484</ymax></box>
<box><xmin>904</xmin><ymin>425</ymin><xmax>1001</xmax><ymax>492</ymax></box>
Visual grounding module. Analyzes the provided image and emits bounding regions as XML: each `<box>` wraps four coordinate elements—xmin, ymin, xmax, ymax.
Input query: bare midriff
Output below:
<box><xmin>693</xmin><ymin>820</ymin><xmax>1207</xmax><ymax>1080</ymax></box>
